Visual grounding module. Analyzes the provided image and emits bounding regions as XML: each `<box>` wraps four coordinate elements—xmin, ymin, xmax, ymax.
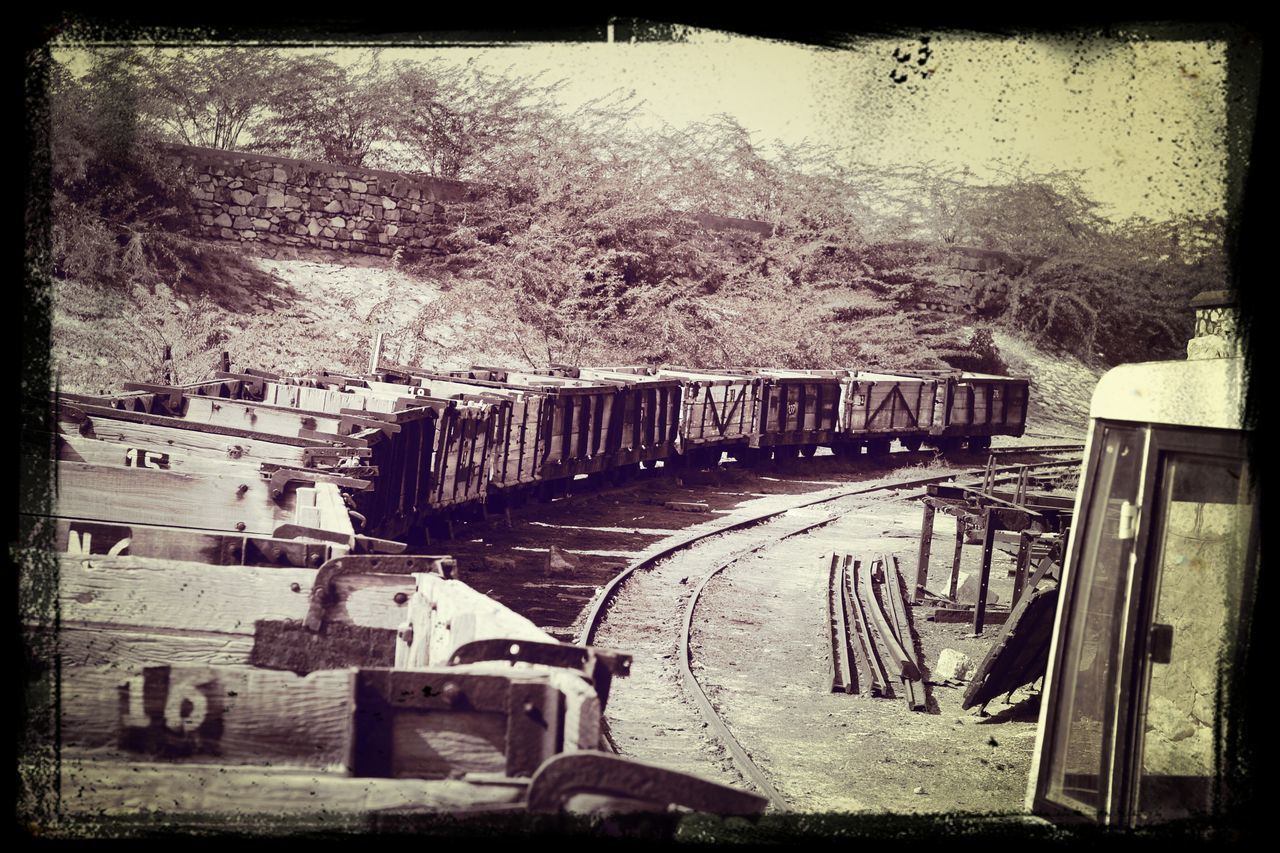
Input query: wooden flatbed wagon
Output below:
<box><xmin>27</xmin><ymin>545</ymin><xmax>766</xmax><ymax>832</ymax></box>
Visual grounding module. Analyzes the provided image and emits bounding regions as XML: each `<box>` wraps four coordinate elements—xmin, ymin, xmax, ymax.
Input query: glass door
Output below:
<box><xmin>1034</xmin><ymin>423</ymin><xmax>1257</xmax><ymax>826</ymax></box>
<box><xmin>1125</xmin><ymin>436</ymin><xmax>1257</xmax><ymax>824</ymax></box>
<box><xmin>1038</xmin><ymin>422</ymin><xmax>1147</xmax><ymax>818</ymax></box>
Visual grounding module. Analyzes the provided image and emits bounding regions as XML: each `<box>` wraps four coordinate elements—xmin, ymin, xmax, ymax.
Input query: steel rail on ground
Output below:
<box><xmin>578</xmin><ymin>457</ymin><xmax>1082</xmax><ymax>804</ymax></box>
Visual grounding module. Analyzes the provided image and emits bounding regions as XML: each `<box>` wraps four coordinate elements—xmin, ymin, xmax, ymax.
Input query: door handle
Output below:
<box><xmin>1150</xmin><ymin>623</ymin><xmax>1174</xmax><ymax>664</ymax></box>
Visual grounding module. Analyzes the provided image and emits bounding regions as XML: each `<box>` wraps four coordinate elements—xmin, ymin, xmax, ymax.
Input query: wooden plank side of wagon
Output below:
<box><xmin>61</xmin><ymin>665</ymin><xmax>357</xmax><ymax>769</ymax></box>
<box><xmin>181</xmin><ymin>395</ymin><xmax>351</xmax><ymax>438</ymax></box>
<box><xmin>51</xmin><ymin>461</ymin><xmax>297</xmax><ymax>536</ymax></box>
<box><xmin>52</xmin><ymin>758</ymin><xmax>524</xmax><ymax>818</ymax></box>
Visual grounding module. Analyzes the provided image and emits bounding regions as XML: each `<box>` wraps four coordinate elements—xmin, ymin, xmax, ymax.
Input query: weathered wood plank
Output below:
<box><xmin>48</xmin><ymin>624</ymin><xmax>257</xmax><ymax>669</ymax></box>
<box><xmin>70</xmin><ymin>414</ymin><xmax>317</xmax><ymax>466</ymax></box>
<box><xmin>64</xmin><ymin>402</ymin><xmax>352</xmax><ymax>449</ymax></box>
<box><xmin>58</xmin><ymin>554</ymin><xmax>316</xmax><ymax>634</ymax></box>
<box><xmin>26</xmin><ymin>515</ymin><xmax>334</xmax><ymax>566</ymax></box>
<box><xmin>388</xmin><ymin>711</ymin><xmax>508</xmax><ymax>778</ymax></box>
<box><xmin>61</xmin><ymin>665</ymin><xmax>356</xmax><ymax>768</ymax></box>
<box><xmin>52</xmin><ymin>460</ymin><xmax>297</xmax><ymax>535</ymax></box>
<box><xmin>265</xmin><ymin>382</ymin><xmax>408</xmax><ymax>416</ymax></box>
<box><xmin>314</xmin><ymin>482</ymin><xmax>357</xmax><ymax>540</ymax></box>
<box><xmin>52</xmin><ymin>758</ymin><xmax>524</xmax><ymax>816</ymax></box>
<box><xmin>56</xmin><ymin>430</ymin><xmax>270</xmax><ymax>479</ymax></box>
<box><xmin>182</xmin><ymin>395</ymin><xmax>347</xmax><ymax>438</ymax></box>
<box><xmin>56</xmin><ymin>554</ymin><xmax>417</xmax><ymax>638</ymax></box>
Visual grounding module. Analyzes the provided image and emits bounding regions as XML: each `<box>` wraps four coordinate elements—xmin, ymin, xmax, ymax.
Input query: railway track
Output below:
<box><xmin>580</xmin><ymin>456</ymin><xmax>1082</xmax><ymax>810</ymax></box>
<box><xmin>985</xmin><ymin>443</ymin><xmax>1084</xmax><ymax>456</ymax></box>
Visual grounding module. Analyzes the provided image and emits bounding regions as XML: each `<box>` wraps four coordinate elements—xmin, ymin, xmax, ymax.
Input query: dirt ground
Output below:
<box><xmin>689</xmin><ymin>495</ymin><xmax>1043</xmax><ymax>814</ymax></box>
<box><xmin>441</xmin><ymin>450</ymin><xmax>1062</xmax><ymax>814</ymax></box>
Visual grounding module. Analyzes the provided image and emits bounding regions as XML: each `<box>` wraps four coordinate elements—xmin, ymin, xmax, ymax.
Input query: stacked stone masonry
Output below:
<box><xmin>1194</xmin><ymin>306</ymin><xmax>1238</xmax><ymax>343</ymax></box>
<box><xmin>165</xmin><ymin>143</ymin><xmax>487</xmax><ymax>256</ymax></box>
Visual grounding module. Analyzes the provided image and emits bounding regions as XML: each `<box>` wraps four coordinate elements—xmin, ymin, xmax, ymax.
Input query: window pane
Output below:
<box><xmin>1046</xmin><ymin>424</ymin><xmax>1144</xmax><ymax>814</ymax></box>
<box><xmin>1136</xmin><ymin>453</ymin><xmax>1253</xmax><ymax>823</ymax></box>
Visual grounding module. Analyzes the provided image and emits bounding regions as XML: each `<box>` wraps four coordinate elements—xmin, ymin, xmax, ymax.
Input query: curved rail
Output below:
<box><xmin>579</xmin><ymin>457</ymin><xmax>1082</xmax><ymax>803</ymax></box>
<box><xmin>579</xmin><ymin>458</ymin><xmax>1080</xmax><ymax>647</ymax></box>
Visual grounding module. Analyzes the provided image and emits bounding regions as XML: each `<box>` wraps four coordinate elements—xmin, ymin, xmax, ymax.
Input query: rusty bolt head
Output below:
<box><xmin>290</xmin><ymin>582</ymin><xmax>301</xmax><ymax>593</ymax></box>
<box><xmin>309</xmin><ymin>553</ymin><xmax>322</xmax><ymax>567</ymax></box>
<box><xmin>393</xmin><ymin>592</ymin><xmax>409</xmax><ymax>605</ymax></box>
<box><xmin>237</xmin><ymin>483</ymin><xmax>249</xmax><ymax>496</ymax></box>
<box><xmin>441</xmin><ymin>682</ymin><xmax>461</xmax><ymax>705</ymax></box>
<box><xmin>235</xmin><ymin>522</ymin><xmax>246</xmax><ymax>531</ymax></box>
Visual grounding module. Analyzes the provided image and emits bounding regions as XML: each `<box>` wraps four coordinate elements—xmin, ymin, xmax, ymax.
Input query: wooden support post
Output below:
<box><xmin>914</xmin><ymin>502</ymin><xmax>936</xmax><ymax>603</ymax></box>
<box><xmin>949</xmin><ymin>513</ymin><xmax>965</xmax><ymax>600</ymax></box>
<box><xmin>221</xmin><ymin>351</ymin><xmax>231</xmax><ymax>373</ymax></box>
<box><xmin>973</xmin><ymin>508</ymin><xmax>998</xmax><ymax>636</ymax></box>
<box><xmin>1013</xmin><ymin>530</ymin><xmax>1035</xmax><ymax>606</ymax></box>
<box><xmin>162</xmin><ymin>345</ymin><xmax>173</xmax><ymax>384</ymax></box>
<box><xmin>368</xmin><ymin>331</ymin><xmax>385</xmax><ymax>376</ymax></box>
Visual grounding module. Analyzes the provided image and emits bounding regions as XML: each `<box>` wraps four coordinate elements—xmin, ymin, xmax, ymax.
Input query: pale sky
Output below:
<box><xmin>438</xmin><ymin>30</ymin><xmax>1230</xmax><ymax>223</ymax></box>
<box><xmin>54</xmin><ymin>27</ymin><xmax>1232</xmax><ymax>223</ymax></box>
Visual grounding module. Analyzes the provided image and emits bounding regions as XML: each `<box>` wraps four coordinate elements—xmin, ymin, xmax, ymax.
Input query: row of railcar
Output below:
<box><xmin>42</xmin><ymin>363</ymin><xmax>1027</xmax><ymax>544</ymax></box>
<box><xmin>31</xmin><ymin>369</ymin><xmax>780</xmax><ymax>828</ymax></box>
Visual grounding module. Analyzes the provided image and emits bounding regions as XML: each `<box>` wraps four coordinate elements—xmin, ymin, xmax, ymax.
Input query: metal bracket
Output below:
<box><xmin>263</xmin><ymin>466</ymin><xmax>375</xmax><ymax>500</ymax></box>
<box><xmin>447</xmin><ymin>639</ymin><xmax>631</xmax><ymax>709</ymax></box>
<box><xmin>352</xmin><ymin>534</ymin><xmax>408</xmax><ymax>554</ymax></box>
<box><xmin>219</xmin><ymin>534</ymin><xmax>332</xmax><ymax>568</ymax></box>
<box><xmin>304</xmin><ymin>554</ymin><xmax>459</xmax><ymax>632</ymax></box>
<box><xmin>353</xmin><ymin>669</ymin><xmax>562</xmax><ymax>779</ymax></box>
<box><xmin>302</xmin><ymin>446</ymin><xmax>373</xmax><ymax>464</ymax></box>
<box><xmin>525</xmin><ymin>752</ymin><xmax>768</xmax><ymax>815</ymax></box>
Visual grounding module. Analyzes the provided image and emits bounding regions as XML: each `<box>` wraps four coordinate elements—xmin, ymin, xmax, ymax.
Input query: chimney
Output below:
<box><xmin>1186</xmin><ymin>290</ymin><xmax>1241</xmax><ymax>360</ymax></box>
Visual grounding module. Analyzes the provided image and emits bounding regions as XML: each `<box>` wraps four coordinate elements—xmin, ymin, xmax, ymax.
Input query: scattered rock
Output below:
<box><xmin>955</xmin><ymin>571</ymin><xmax>1001</xmax><ymax>607</ymax></box>
<box><xmin>665</xmin><ymin>501</ymin><xmax>710</xmax><ymax>513</ymax></box>
<box><xmin>914</xmin><ymin>786</ymin><xmax>926</xmax><ymax>795</ymax></box>
<box><xmin>934</xmin><ymin>648</ymin><xmax>976</xmax><ymax>682</ymax></box>
<box><xmin>544</xmin><ymin>545</ymin><xmax>579</xmax><ymax>577</ymax></box>
<box><xmin>478</xmin><ymin>555</ymin><xmax>518</xmax><ymax>572</ymax></box>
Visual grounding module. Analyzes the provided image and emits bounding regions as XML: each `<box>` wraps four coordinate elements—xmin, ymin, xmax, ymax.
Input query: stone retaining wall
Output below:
<box><xmin>164</xmin><ymin>143</ymin><xmax>488</xmax><ymax>257</ymax></box>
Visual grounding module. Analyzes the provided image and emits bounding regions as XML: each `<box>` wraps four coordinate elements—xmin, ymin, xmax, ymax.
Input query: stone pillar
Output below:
<box><xmin>1187</xmin><ymin>290</ymin><xmax>1241</xmax><ymax>360</ymax></box>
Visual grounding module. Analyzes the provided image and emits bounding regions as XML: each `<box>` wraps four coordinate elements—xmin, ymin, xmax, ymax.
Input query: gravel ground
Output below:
<box><xmin>688</xmin><ymin>496</ymin><xmax>1042</xmax><ymax>814</ymax></box>
<box><xmin>575</xmin><ymin>459</ymin><xmax>1048</xmax><ymax>814</ymax></box>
